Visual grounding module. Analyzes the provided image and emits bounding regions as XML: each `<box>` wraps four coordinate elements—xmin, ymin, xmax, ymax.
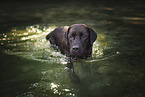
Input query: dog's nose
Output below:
<box><xmin>72</xmin><ymin>45</ymin><xmax>79</xmax><ymax>51</ymax></box>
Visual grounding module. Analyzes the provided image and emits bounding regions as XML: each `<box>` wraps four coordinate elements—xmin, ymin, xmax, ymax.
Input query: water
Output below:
<box><xmin>0</xmin><ymin>1</ymin><xmax>145</xmax><ymax>97</ymax></box>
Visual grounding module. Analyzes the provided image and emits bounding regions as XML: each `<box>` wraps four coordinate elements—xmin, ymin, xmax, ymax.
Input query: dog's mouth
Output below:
<box><xmin>69</xmin><ymin>49</ymin><xmax>88</xmax><ymax>58</ymax></box>
<box><xmin>70</xmin><ymin>53</ymin><xmax>90</xmax><ymax>60</ymax></box>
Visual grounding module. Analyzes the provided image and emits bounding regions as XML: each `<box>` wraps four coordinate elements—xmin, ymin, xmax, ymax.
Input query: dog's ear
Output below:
<box><xmin>65</xmin><ymin>26</ymin><xmax>71</xmax><ymax>46</ymax></box>
<box><xmin>87</xmin><ymin>27</ymin><xmax>97</xmax><ymax>45</ymax></box>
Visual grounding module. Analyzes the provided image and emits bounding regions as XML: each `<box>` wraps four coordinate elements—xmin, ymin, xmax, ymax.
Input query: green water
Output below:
<box><xmin>0</xmin><ymin>1</ymin><xmax>145</xmax><ymax>97</ymax></box>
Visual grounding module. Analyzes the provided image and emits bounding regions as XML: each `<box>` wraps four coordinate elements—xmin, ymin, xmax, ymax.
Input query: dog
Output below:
<box><xmin>46</xmin><ymin>24</ymin><xmax>97</xmax><ymax>59</ymax></box>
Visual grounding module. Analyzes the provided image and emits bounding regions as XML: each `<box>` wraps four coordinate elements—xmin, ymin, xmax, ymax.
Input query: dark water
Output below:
<box><xmin>0</xmin><ymin>1</ymin><xmax>145</xmax><ymax>97</ymax></box>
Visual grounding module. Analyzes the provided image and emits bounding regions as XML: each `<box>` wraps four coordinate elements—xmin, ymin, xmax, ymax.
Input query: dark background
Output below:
<box><xmin>0</xmin><ymin>0</ymin><xmax>145</xmax><ymax>32</ymax></box>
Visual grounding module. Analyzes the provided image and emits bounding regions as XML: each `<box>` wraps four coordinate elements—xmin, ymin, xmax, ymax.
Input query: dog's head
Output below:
<box><xmin>66</xmin><ymin>24</ymin><xmax>97</xmax><ymax>58</ymax></box>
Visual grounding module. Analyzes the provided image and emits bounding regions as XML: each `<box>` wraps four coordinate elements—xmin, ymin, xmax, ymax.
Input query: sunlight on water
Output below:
<box><xmin>49</xmin><ymin>82</ymin><xmax>76</xmax><ymax>96</ymax></box>
<box><xmin>0</xmin><ymin>24</ymin><xmax>119</xmax><ymax>64</ymax></box>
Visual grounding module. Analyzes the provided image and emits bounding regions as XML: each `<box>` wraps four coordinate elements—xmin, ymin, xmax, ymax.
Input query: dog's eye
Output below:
<box><xmin>69</xmin><ymin>33</ymin><xmax>75</xmax><ymax>39</ymax></box>
<box><xmin>71</xmin><ymin>33</ymin><xmax>76</xmax><ymax>37</ymax></box>
<box><xmin>80</xmin><ymin>33</ymin><xmax>83</xmax><ymax>36</ymax></box>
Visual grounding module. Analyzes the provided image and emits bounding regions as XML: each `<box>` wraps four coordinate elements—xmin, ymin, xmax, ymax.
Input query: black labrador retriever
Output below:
<box><xmin>46</xmin><ymin>24</ymin><xmax>97</xmax><ymax>59</ymax></box>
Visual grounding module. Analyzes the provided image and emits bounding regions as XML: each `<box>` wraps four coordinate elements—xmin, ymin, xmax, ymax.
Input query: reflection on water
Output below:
<box><xmin>0</xmin><ymin>1</ymin><xmax>145</xmax><ymax>97</ymax></box>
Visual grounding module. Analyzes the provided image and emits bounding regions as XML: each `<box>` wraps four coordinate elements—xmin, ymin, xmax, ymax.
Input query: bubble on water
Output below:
<box><xmin>4</xmin><ymin>35</ymin><xmax>7</xmax><ymax>37</ymax></box>
<box><xmin>14</xmin><ymin>44</ymin><xmax>17</xmax><ymax>46</ymax></box>
<box><xmin>116</xmin><ymin>51</ymin><xmax>120</xmax><ymax>54</ymax></box>
<box><xmin>31</xmin><ymin>83</ymin><xmax>39</xmax><ymax>87</ymax></box>
<box><xmin>63</xmin><ymin>89</ymin><xmax>70</xmax><ymax>91</ymax></box>
<box><xmin>21</xmin><ymin>37</ymin><xmax>29</xmax><ymax>40</ymax></box>
<box><xmin>50</xmin><ymin>83</ymin><xmax>59</xmax><ymax>89</ymax></box>
<box><xmin>41</xmin><ymin>71</ymin><xmax>46</xmax><ymax>75</ymax></box>
<box><xmin>2</xmin><ymin>38</ymin><xmax>6</xmax><ymax>40</ymax></box>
